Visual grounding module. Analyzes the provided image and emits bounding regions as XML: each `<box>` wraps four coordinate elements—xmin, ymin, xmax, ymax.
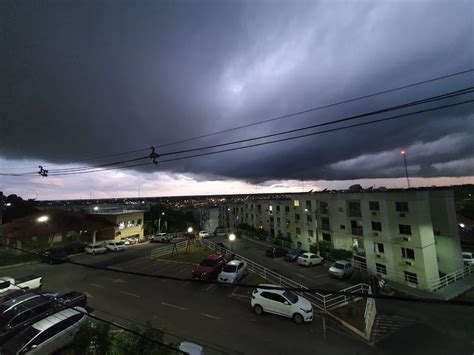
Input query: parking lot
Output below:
<box><xmin>0</xmin><ymin>244</ymin><xmax>378</xmax><ymax>355</ymax></box>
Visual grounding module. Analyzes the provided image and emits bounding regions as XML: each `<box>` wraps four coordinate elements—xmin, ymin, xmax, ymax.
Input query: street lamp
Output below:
<box><xmin>37</xmin><ymin>215</ymin><xmax>49</xmax><ymax>223</ymax></box>
<box><xmin>187</xmin><ymin>227</ymin><xmax>193</xmax><ymax>234</ymax></box>
<box><xmin>459</xmin><ymin>223</ymin><xmax>465</xmax><ymax>229</ymax></box>
<box><xmin>93</xmin><ymin>206</ymin><xmax>99</xmax><ymax>212</ymax></box>
<box><xmin>228</xmin><ymin>233</ymin><xmax>236</xmax><ymax>253</ymax></box>
<box><xmin>400</xmin><ymin>150</ymin><xmax>410</xmax><ymax>188</ymax></box>
<box><xmin>158</xmin><ymin>212</ymin><xmax>165</xmax><ymax>233</ymax></box>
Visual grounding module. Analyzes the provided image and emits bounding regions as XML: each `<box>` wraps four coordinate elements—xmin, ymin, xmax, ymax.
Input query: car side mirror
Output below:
<box><xmin>284</xmin><ymin>301</ymin><xmax>290</xmax><ymax>305</ymax></box>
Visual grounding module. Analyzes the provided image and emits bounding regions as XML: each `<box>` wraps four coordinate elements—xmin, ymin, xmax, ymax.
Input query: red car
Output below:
<box><xmin>192</xmin><ymin>254</ymin><xmax>228</xmax><ymax>281</ymax></box>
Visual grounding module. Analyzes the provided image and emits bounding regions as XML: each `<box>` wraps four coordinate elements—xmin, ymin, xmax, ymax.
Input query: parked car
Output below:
<box><xmin>0</xmin><ymin>290</ymin><xmax>85</xmax><ymax>346</ymax></box>
<box><xmin>149</xmin><ymin>233</ymin><xmax>173</xmax><ymax>243</ymax></box>
<box><xmin>266</xmin><ymin>247</ymin><xmax>288</xmax><ymax>258</ymax></box>
<box><xmin>328</xmin><ymin>260</ymin><xmax>354</xmax><ymax>279</ymax></box>
<box><xmin>41</xmin><ymin>249</ymin><xmax>69</xmax><ymax>265</ymax></box>
<box><xmin>1</xmin><ymin>307</ymin><xmax>88</xmax><ymax>355</ymax></box>
<box><xmin>217</xmin><ymin>260</ymin><xmax>248</xmax><ymax>284</ymax></box>
<box><xmin>284</xmin><ymin>249</ymin><xmax>307</xmax><ymax>262</ymax></box>
<box><xmin>462</xmin><ymin>252</ymin><xmax>474</xmax><ymax>266</ymax></box>
<box><xmin>297</xmin><ymin>252</ymin><xmax>324</xmax><ymax>267</ymax></box>
<box><xmin>84</xmin><ymin>243</ymin><xmax>107</xmax><ymax>255</ymax></box>
<box><xmin>179</xmin><ymin>342</ymin><xmax>204</xmax><ymax>355</ymax></box>
<box><xmin>0</xmin><ymin>276</ymin><xmax>42</xmax><ymax>295</ymax></box>
<box><xmin>125</xmin><ymin>237</ymin><xmax>139</xmax><ymax>245</ymax></box>
<box><xmin>192</xmin><ymin>254</ymin><xmax>228</xmax><ymax>281</ymax></box>
<box><xmin>0</xmin><ymin>291</ymin><xmax>27</xmax><ymax>306</ymax></box>
<box><xmin>251</xmin><ymin>284</ymin><xmax>313</xmax><ymax>324</ymax></box>
<box><xmin>105</xmin><ymin>241</ymin><xmax>127</xmax><ymax>252</ymax></box>
<box><xmin>198</xmin><ymin>231</ymin><xmax>210</xmax><ymax>238</ymax></box>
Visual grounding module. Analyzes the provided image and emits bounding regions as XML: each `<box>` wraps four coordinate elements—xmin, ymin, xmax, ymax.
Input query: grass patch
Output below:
<box><xmin>156</xmin><ymin>244</ymin><xmax>216</xmax><ymax>264</ymax></box>
<box><xmin>232</xmin><ymin>272</ymin><xmax>268</xmax><ymax>299</ymax></box>
<box><xmin>331</xmin><ymin>299</ymin><xmax>366</xmax><ymax>332</ymax></box>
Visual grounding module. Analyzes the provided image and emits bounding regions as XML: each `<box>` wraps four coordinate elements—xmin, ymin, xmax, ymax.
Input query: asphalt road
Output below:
<box><xmin>1</xmin><ymin>244</ymin><xmax>378</xmax><ymax>355</ymax></box>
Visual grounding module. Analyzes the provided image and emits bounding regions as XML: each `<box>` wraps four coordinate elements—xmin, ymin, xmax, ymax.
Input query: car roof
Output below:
<box><xmin>300</xmin><ymin>252</ymin><xmax>315</xmax><ymax>256</ymax></box>
<box><xmin>205</xmin><ymin>254</ymin><xmax>223</xmax><ymax>260</ymax></box>
<box><xmin>1</xmin><ymin>293</ymin><xmax>39</xmax><ymax>309</ymax></box>
<box><xmin>334</xmin><ymin>260</ymin><xmax>351</xmax><ymax>265</ymax></box>
<box><xmin>227</xmin><ymin>260</ymin><xmax>243</xmax><ymax>266</ymax></box>
<box><xmin>32</xmin><ymin>307</ymin><xmax>85</xmax><ymax>332</ymax></box>
<box><xmin>257</xmin><ymin>284</ymin><xmax>285</xmax><ymax>292</ymax></box>
<box><xmin>87</xmin><ymin>243</ymin><xmax>104</xmax><ymax>247</ymax></box>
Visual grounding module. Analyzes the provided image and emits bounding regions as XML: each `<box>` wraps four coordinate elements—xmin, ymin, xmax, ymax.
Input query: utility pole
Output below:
<box><xmin>401</xmin><ymin>150</ymin><xmax>410</xmax><ymax>188</ymax></box>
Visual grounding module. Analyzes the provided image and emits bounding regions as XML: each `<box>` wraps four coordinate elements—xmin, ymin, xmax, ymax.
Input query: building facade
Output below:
<box><xmin>194</xmin><ymin>207</ymin><xmax>219</xmax><ymax>234</ymax></box>
<box><xmin>91</xmin><ymin>209</ymin><xmax>145</xmax><ymax>243</ymax></box>
<box><xmin>219</xmin><ymin>189</ymin><xmax>463</xmax><ymax>291</ymax></box>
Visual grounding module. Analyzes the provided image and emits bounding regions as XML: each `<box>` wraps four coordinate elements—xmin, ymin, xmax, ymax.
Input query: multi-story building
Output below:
<box><xmin>219</xmin><ymin>189</ymin><xmax>464</xmax><ymax>291</ymax></box>
<box><xmin>194</xmin><ymin>207</ymin><xmax>219</xmax><ymax>234</ymax></box>
<box><xmin>91</xmin><ymin>208</ymin><xmax>144</xmax><ymax>243</ymax></box>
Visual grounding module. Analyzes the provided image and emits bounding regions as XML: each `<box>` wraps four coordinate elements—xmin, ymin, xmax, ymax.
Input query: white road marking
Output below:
<box><xmin>157</xmin><ymin>263</ymin><xmax>180</xmax><ymax>272</ymax></box>
<box><xmin>161</xmin><ymin>302</ymin><xmax>187</xmax><ymax>311</ymax></box>
<box><xmin>201</xmin><ymin>313</ymin><xmax>220</xmax><ymax>320</ymax></box>
<box><xmin>117</xmin><ymin>257</ymin><xmax>149</xmax><ymax>269</ymax></box>
<box><xmin>312</xmin><ymin>274</ymin><xmax>329</xmax><ymax>279</ymax></box>
<box><xmin>119</xmin><ymin>291</ymin><xmax>141</xmax><ymax>298</ymax></box>
<box><xmin>177</xmin><ymin>267</ymin><xmax>189</xmax><ymax>273</ymax></box>
<box><xmin>205</xmin><ymin>284</ymin><xmax>215</xmax><ymax>291</ymax></box>
<box><xmin>180</xmin><ymin>281</ymin><xmax>191</xmax><ymax>287</ymax></box>
<box><xmin>295</xmin><ymin>273</ymin><xmax>306</xmax><ymax>278</ymax></box>
<box><xmin>113</xmin><ymin>278</ymin><xmax>126</xmax><ymax>283</ymax></box>
<box><xmin>90</xmin><ymin>283</ymin><xmax>104</xmax><ymax>288</ymax></box>
<box><xmin>84</xmin><ymin>291</ymin><xmax>94</xmax><ymax>299</ymax></box>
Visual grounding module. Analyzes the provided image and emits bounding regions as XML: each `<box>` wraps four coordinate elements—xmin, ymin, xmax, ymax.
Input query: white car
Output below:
<box><xmin>328</xmin><ymin>260</ymin><xmax>354</xmax><ymax>279</ymax></box>
<box><xmin>106</xmin><ymin>241</ymin><xmax>127</xmax><ymax>252</ymax></box>
<box><xmin>217</xmin><ymin>260</ymin><xmax>248</xmax><ymax>284</ymax></box>
<box><xmin>463</xmin><ymin>252</ymin><xmax>474</xmax><ymax>265</ymax></box>
<box><xmin>297</xmin><ymin>252</ymin><xmax>324</xmax><ymax>266</ymax></box>
<box><xmin>2</xmin><ymin>307</ymin><xmax>88</xmax><ymax>354</ymax></box>
<box><xmin>199</xmin><ymin>231</ymin><xmax>210</xmax><ymax>238</ymax></box>
<box><xmin>179</xmin><ymin>342</ymin><xmax>204</xmax><ymax>355</ymax></box>
<box><xmin>150</xmin><ymin>233</ymin><xmax>173</xmax><ymax>243</ymax></box>
<box><xmin>126</xmin><ymin>237</ymin><xmax>139</xmax><ymax>244</ymax></box>
<box><xmin>251</xmin><ymin>284</ymin><xmax>313</xmax><ymax>324</ymax></box>
<box><xmin>84</xmin><ymin>243</ymin><xmax>107</xmax><ymax>255</ymax></box>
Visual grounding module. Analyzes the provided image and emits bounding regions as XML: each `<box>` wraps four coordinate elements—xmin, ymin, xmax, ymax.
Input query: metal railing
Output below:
<box><xmin>364</xmin><ymin>297</ymin><xmax>377</xmax><ymax>338</ymax></box>
<box><xmin>429</xmin><ymin>265</ymin><xmax>473</xmax><ymax>291</ymax></box>
<box><xmin>150</xmin><ymin>239</ymin><xmax>197</xmax><ymax>259</ymax></box>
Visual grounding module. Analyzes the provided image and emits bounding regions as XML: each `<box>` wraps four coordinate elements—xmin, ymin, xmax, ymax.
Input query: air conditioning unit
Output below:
<box><xmin>373</xmin><ymin>232</ymin><xmax>379</xmax><ymax>237</ymax></box>
<box><xmin>401</xmin><ymin>236</ymin><xmax>411</xmax><ymax>242</ymax></box>
<box><xmin>371</xmin><ymin>211</ymin><xmax>378</xmax><ymax>216</ymax></box>
<box><xmin>404</xmin><ymin>260</ymin><xmax>414</xmax><ymax>266</ymax></box>
<box><xmin>399</xmin><ymin>213</ymin><xmax>406</xmax><ymax>218</ymax></box>
<box><xmin>376</xmin><ymin>253</ymin><xmax>384</xmax><ymax>259</ymax></box>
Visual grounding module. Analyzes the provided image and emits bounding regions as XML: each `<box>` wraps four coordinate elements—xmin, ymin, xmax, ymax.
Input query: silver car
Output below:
<box><xmin>1</xmin><ymin>307</ymin><xmax>88</xmax><ymax>355</ymax></box>
<box><xmin>84</xmin><ymin>243</ymin><xmax>107</xmax><ymax>255</ymax></box>
<box><xmin>217</xmin><ymin>260</ymin><xmax>248</xmax><ymax>284</ymax></box>
<box><xmin>328</xmin><ymin>260</ymin><xmax>354</xmax><ymax>279</ymax></box>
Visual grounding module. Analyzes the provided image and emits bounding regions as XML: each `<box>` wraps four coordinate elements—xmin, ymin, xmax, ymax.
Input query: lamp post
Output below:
<box><xmin>401</xmin><ymin>150</ymin><xmax>410</xmax><ymax>188</ymax></box>
<box><xmin>158</xmin><ymin>212</ymin><xmax>165</xmax><ymax>233</ymax></box>
<box><xmin>228</xmin><ymin>233</ymin><xmax>236</xmax><ymax>253</ymax></box>
<box><xmin>37</xmin><ymin>215</ymin><xmax>49</xmax><ymax>223</ymax></box>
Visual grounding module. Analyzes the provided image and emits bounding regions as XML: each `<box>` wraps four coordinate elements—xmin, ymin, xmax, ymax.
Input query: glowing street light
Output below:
<box><xmin>400</xmin><ymin>149</ymin><xmax>410</xmax><ymax>188</ymax></box>
<box><xmin>228</xmin><ymin>233</ymin><xmax>236</xmax><ymax>253</ymax></box>
<box><xmin>93</xmin><ymin>206</ymin><xmax>99</xmax><ymax>211</ymax></box>
<box><xmin>459</xmin><ymin>223</ymin><xmax>465</xmax><ymax>229</ymax></box>
<box><xmin>187</xmin><ymin>227</ymin><xmax>193</xmax><ymax>234</ymax></box>
<box><xmin>37</xmin><ymin>216</ymin><xmax>49</xmax><ymax>223</ymax></box>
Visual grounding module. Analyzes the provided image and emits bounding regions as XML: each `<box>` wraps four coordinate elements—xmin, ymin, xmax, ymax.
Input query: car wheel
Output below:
<box><xmin>253</xmin><ymin>305</ymin><xmax>263</xmax><ymax>315</ymax></box>
<box><xmin>293</xmin><ymin>313</ymin><xmax>304</xmax><ymax>325</ymax></box>
<box><xmin>309</xmin><ymin>262</ymin><xmax>313</xmax><ymax>267</ymax></box>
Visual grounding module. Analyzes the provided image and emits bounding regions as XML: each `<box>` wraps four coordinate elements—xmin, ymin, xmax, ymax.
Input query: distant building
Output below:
<box><xmin>194</xmin><ymin>207</ymin><xmax>219</xmax><ymax>234</ymax></box>
<box><xmin>219</xmin><ymin>189</ymin><xmax>464</xmax><ymax>291</ymax></box>
<box><xmin>90</xmin><ymin>208</ymin><xmax>144</xmax><ymax>242</ymax></box>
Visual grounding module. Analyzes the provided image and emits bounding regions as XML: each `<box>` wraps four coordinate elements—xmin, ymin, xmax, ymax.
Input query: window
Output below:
<box><xmin>396</xmin><ymin>202</ymin><xmax>409</xmax><ymax>212</ymax></box>
<box><xmin>371</xmin><ymin>221</ymin><xmax>382</xmax><ymax>231</ymax></box>
<box><xmin>376</xmin><ymin>263</ymin><xmax>387</xmax><ymax>275</ymax></box>
<box><xmin>351</xmin><ymin>220</ymin><xmax>363</xmax><ymax>236</ymax></box>
<box><xmin>404</xmin><ymin>271</ymin><xmax>418</xmax><ymax>285</ymax></box>
<box><xmin>276</xmin><ymin>205</ymin><xmax>280</xmax><ymax>212</ymax></box>
<box><xmin>137</xmin><ymin>219</ymin><xmax>142</xmax><ymax>225</ymax></box>
<box><xmin>287</xmin><ymin>232</ymin><xmax>291</xmax><ymax>239</ymax></box>
<box><xmin>369</xmin><ymin>201</ymin><xmax>380</xmax><ymax>211</ymax></box>
<box><xmin>307</xmin><ymin>215</ymin><xmax>312</xmax><ymax>222</ymax></box>
<box><xmin>273</xmin><ymin>294</ymin><xmax>287</xmax><ymax>303</ymax></box>
<box><xmin>322</xmin><ymin>233</ymin><xmax>331</xmax><ymax>242</ymax></box>
<box><xmin>399</xmin><ymin>224</ymin><xmax>412</xmax><ymax>235</ymax></box>
<box><xmin>295</xmin><ymin>214</ymin><xmax>300</xmax><ymax>221</ymax></box>
<box><xmin>401</xmin><ymin>247</ymin><xmax>415</xmax><ymax>259</ymax></box>
<box><xmin>320</xmin><ymin>201</ymin><xmax>329</xmax><ymax>214</ymax></box>
<box><xmin>308</xmin><ymin>230</ymin><xmax>313</xmax><ymax>237</ymax></box>
<box><xmin>269</xmin><ymin>205</ymin><xmax>273</xmax><ymax>212</ymax></box>
<box><xmin>296</xmin><ymin>228</ymin><xmax>301</xmax><ymax>235</ymax></box>
<box><xmin>348</xmin><ymin>201</ymin><xmax>362</xmax><ymax>217</ymax></box>
<box><xmin>293</xmin><ymin>200</ymin><xmax>300</xmax><ymax>207</ymax></box>
<box><xmin>340</xmin><ymin>224</ymin><xmax>346</xmax><ymax>230</ymax></box>
<box><xmin>260</xmin><ymin>292</ymin><xmax>274</xmax><ymax>300</ymax></box>
<box><xmin>338</xmin><ymin>207</ymin><xmax>344</xmax><ymax>212</ymax></box>
<box><xmin>375</xmin><ymin>243</ymin><xmax>384</xmax><ymax>253</ymax></box>
<box><xmin>305</xmin><ymin>200</ymin><xmax>312</xmax><ymax>210</ymax></box>
<box><xmin>321</xmin><ymin>217</ymin><xmax>330</xmax><ymax>230</ymax></box>
<box><xmin>285</xmin><ymin>206</ymin><xmax>290</xmax><ymax>213</ymax></box>
<box><xmin>277</xmin><ymin>217</ymin><xmax>281</xmax><ymax>224</ymax></box>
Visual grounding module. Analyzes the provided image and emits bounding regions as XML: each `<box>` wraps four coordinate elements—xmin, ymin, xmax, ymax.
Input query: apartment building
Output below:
<box><xmin>91</xmin><ymin>209</ymin><xmax>145</xmax><ymax>243</ymax></box>
<box><xmin>219</xmin><ymin>189</ymin><xmax>464</xmax><ymax>291</ymax></box>
<box><xmin>194</xmin><ymin>207</ymin><xmax>219</xmax><ymax>234</ymax></box>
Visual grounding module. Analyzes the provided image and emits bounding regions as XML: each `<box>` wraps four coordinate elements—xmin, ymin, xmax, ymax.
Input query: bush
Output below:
<box><xmin>311</xmin><ymin>243</ymin><xmax>353</xmax><ymax>260</ymax></box>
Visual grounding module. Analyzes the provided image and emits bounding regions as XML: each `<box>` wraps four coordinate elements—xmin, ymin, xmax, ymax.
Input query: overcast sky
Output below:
<box><xmin>1</xmin><ymin>0</ymin><xmax>473</xmax><ymax>200</ymax></box>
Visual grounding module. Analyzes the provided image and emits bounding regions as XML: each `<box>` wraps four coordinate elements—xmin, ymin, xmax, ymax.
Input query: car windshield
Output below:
<box><xmin>333</xmin><ymin>263</ymin><xmax>345</xmax><ymax>270</ymax></box>
<box><xmin>283</xmin><ymin>291</ymin><xmax>298</xmax><ymax>304</ymax></box>
<box><xmin>300</xmin><ymin>254</ymin><xmax>308</xmax><ymax>259</ymax></box>
<box><xmin>223</xmin><ymin>264</ymin><xmax>237</xmax><ymax>272</ymax></box>
<box><xmin>116</xmin><ymin>242</ymin><xmax>125</xmax><ymax>246</ymax></box>
<box><xmin>2</xmin><ymin>326</ymin><xmax>40</xmax><ymax>354</ymax></box>
<box><xmin>200</xmin><ymin>259</ymin><xmax>218</xmax><ymax>267</ymax></box>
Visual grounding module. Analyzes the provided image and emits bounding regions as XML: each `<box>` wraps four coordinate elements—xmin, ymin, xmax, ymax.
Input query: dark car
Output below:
<box><xmin>285</xmin><ymin>249</ymin><xmax>307</xmax><ymax>262</ymax></box>
<box><xmin>266</xmin><ymin>247</ymin><xmax>288</xmax><ymax>258</ymax></box>
<box><xmin>192</xmin><ymin>254</ymin><xmax>228</xmax><ymax>281</ymax></box>
<box><xmin>0</xmin><ymin>291</ymin><xmax>86</xmax><ymax>345</ymax></box>
<box><xmin>41</xmin><ymin>248</ymin><xmax>69</xmax><ymax>264</ymax></box>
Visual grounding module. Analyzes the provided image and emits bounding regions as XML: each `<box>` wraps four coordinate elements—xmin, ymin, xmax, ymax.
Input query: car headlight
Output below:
<box><xmin>300</xmin><ymin>308</ymin><xmax>312</xmax><ymax>313</ymax></box>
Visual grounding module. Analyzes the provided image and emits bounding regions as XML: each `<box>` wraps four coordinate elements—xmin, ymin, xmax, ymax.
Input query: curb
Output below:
<box><xmin>0</xmin><ymin>260</ymin><xmax>40</xmax><ymax>270</ymax></box>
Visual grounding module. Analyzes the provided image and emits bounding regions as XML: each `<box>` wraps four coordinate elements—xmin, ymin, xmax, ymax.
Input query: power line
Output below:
<box><xmin>48</xmin><ymin>97</ymin><xmax>474</xmax><ymax>176</ymax></box>
<box><xmin>7</xmin><ymin>68</ymin><xmax>473</xmax><ymax>170</ymax></box>
<box><xmin>3</xmin><ymin>242</ymin><xmax>474</xmax><ymax>307</ymax></box>
<box><xmin>9</xmin><ymin>281</ymin><xmax>184</xmax><ymax>353</ymax></box>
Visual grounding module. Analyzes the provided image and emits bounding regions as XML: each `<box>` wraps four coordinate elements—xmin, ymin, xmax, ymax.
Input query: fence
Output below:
<box><xmin>430</xmin><ymin>265</ymin><xmax>473</xmax><ymax>291</ymax></box>
<box><xmin>150</xmin><ymin>239</ymin><xmax>197</xmax><ymax>259</ymax></box>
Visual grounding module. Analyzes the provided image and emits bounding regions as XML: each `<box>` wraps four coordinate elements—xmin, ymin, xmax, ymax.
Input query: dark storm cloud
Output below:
<box><xmin>1</xmin><ymin>0</ymin><xmax>473</xmax><ymax>182</ymax></box>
